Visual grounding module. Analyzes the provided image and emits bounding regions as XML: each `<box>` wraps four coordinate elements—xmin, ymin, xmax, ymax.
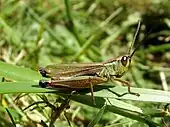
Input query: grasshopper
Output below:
<box><xmin>39</xmin><ymin>21</ymin><xmax>142</xmax><ymax>102</ymax></box>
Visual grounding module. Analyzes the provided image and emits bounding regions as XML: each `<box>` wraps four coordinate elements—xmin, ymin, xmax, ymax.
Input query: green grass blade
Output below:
<box><xmin>0</xmin><ymin>81</ymin><xmax>169</xmax><ymax>103</ymax></box>
<box><xmin>87</xmin><ymin>105</ymin><xmax>106</xmax><ymax>127</ymax></box>
<box><xmin>0</xmin><ymin>81</ymin><xmax>56</xmax><ymax>94</ymax></box>
<box><xmin>93</xmin><ymin>85</ymin><xmax>170</xmax><ymax>103</ymax></box>
<box><xmin>0</xmin><ymin>61</ymin><xmax>41</xmax><ymax>81</ymax></box>
<box><xmin>70</xmin><ymin>95</ymin><xmax>158</xmax><ymax>127</ymax></box>
<box><xmin>5</xmin><ymin>108</ymin><xmax>16</xmax><ymax>127</ymax></box>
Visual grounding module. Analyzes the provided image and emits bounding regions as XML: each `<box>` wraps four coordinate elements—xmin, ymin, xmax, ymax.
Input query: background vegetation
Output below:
<box><xmin>0</xmin><ymin>0</ymin><xmax>170</xmax><ymax>126</ymax></box>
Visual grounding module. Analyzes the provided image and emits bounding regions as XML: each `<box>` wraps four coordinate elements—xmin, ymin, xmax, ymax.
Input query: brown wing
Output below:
<box><xmin>40</xmin><ymin>63</ymin><xmax>104</xmax><ymax>79</ymax></box>
<box><xmin>48</xmin><ymin>76</ymin><xmax>106</xmax><ymax>88</ymax></box>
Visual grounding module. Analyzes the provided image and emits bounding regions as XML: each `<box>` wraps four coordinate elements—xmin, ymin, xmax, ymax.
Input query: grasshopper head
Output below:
<box><xmin>112</xmin><ymin>55</ymin><xmax>131</xmax><ymax>78</ymax></box>
<box><xmin>102</xmin><ymin>54</ymin><xmax>132</xmax><ymax>78</ymax></box>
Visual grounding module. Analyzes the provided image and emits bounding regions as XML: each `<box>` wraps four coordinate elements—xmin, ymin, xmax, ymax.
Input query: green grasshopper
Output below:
<box><xmin>39</xmin><ymin>21</ymin><xmax>141</xmax><ymax>102</ymax></box>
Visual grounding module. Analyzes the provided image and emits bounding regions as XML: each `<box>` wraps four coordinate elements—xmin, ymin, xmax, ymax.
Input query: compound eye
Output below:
<box><xmin>121</xmin><ymin>56</ymin><xmax>128</xmax><ymax>66</ymax></box>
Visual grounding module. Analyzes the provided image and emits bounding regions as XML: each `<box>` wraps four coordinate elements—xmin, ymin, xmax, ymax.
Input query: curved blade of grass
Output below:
<box><xmin>0</xmin><ymin>61</ymin><xmax>41</xmax><ymax>81</ymax></box>
<box><xmin>70</xmin><ymin>95</ymin><xmax>158</xmax><ymax>127</ymax></box>
<box><xmin>106</xmin><ymin>98</ymin><xmax>143</xmax><ymax>113</ymax></box>
<box><xmin>93</xmin><ymin>85</ymin><xmax>170</xmax><ymax>103</ymax></box>
<box><xmin>0</xmin><ymin>81</ymin><xmax>170</xmax><ymax>103</ymax></box>
<box><xmin>87</xmin><ymin>105</ymin><xmax>106</xmax><ymax>127</ymax></box>
<box><xmin>69</xmin><ymin>94</ymin><xmax>142</xmax><ymax>113</ymax></box>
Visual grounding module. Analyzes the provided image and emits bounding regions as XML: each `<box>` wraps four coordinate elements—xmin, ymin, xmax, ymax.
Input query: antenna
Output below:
<box><xmin>130</xmin><ymin>23</ymin><xmax>154</xmax><ymax>58</ymax></box>
<box><xmin>128</xmin><ymin>20</ymin><xmax>141</xmax><ymax>56</ymax></box>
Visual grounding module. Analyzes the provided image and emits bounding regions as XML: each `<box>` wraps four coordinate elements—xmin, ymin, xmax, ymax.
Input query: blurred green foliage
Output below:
<box><xmin>0</xmin><ymin>0</ymin><xmax>170</xmax><ymax>126</ymax></box>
